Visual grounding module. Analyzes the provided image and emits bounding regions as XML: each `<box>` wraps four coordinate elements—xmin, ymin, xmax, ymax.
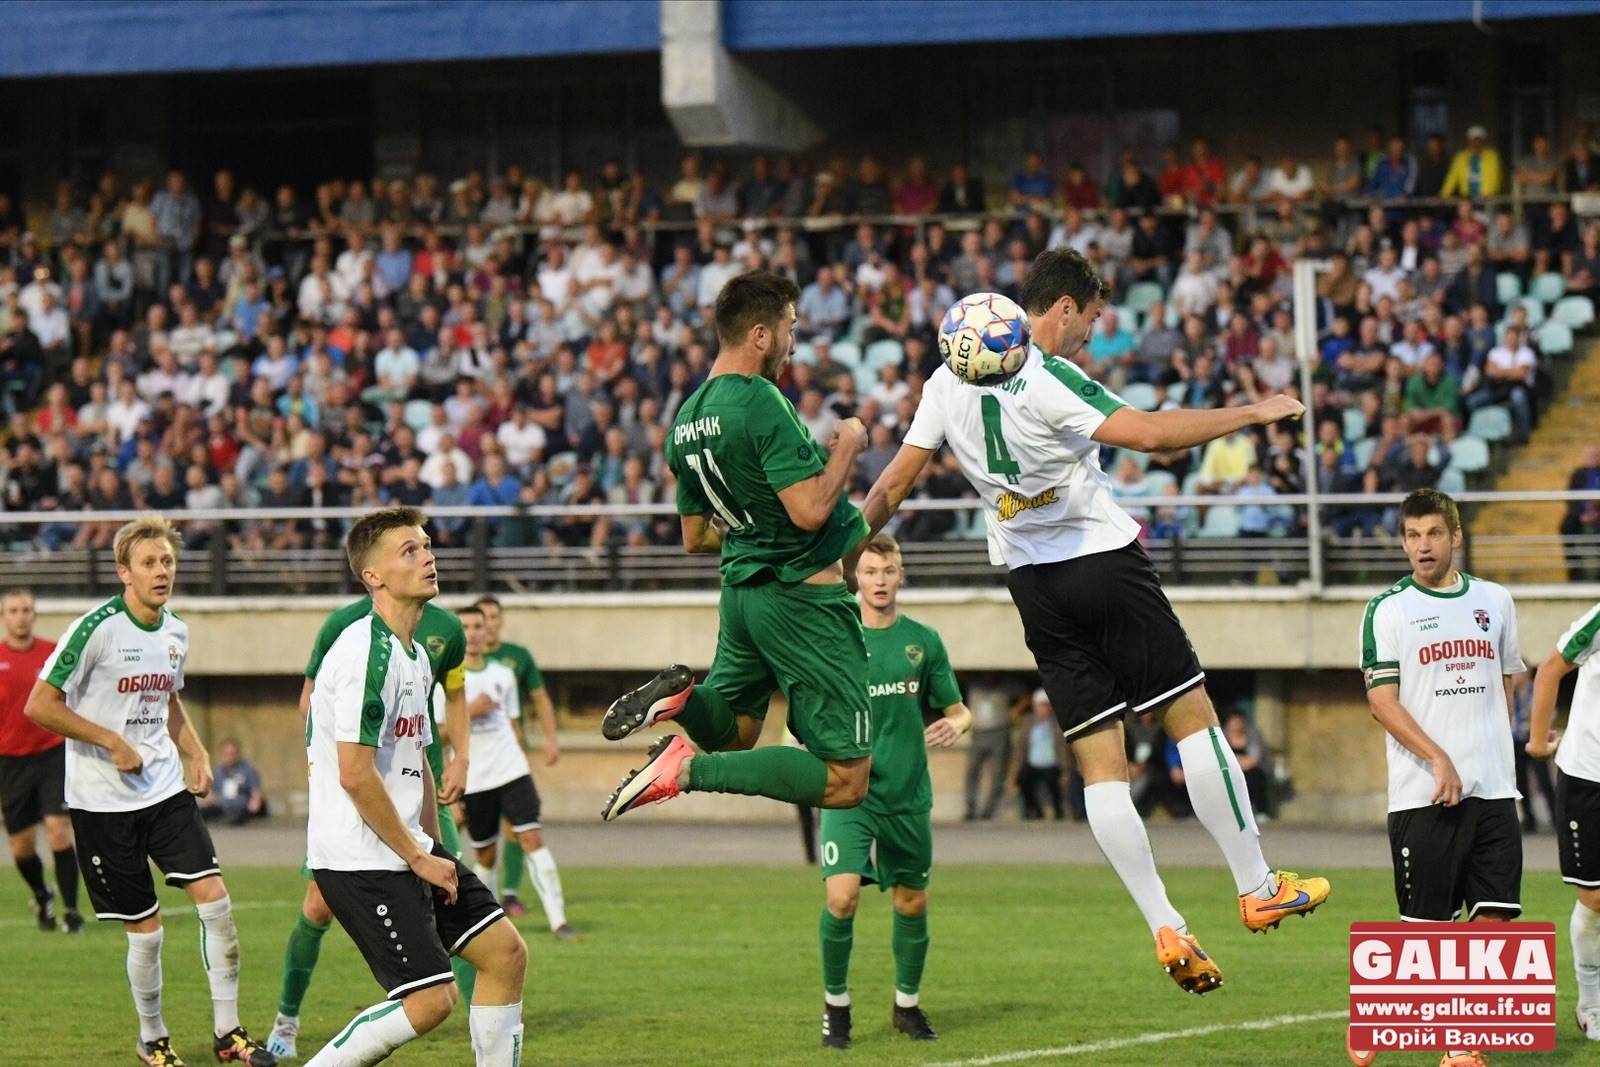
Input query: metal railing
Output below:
<box><xmin>3</xmin><ymin>489</ymin><xmax>1597</xmax><ymax>597</ymax></box>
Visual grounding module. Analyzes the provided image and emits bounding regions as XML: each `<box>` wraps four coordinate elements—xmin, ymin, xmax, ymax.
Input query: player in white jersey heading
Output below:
<box><xmin>864</xmin><ymin>248</ymin><xmax>1328</xmax><ymax>996</ymax></box>
<box><xmin>25</xmin><ymin>516</ymin><xmax>275</xmax><ymax>1067</ymax></box>
<box><xmin>1526</xmin><ymin>596</ymin><xmax>1600</xmax><ymax>1040</ymax></box>
<box><xmin>303</xmin><ymin>508</ymin><xmax>527</xmax><ymax>1067</ymax></box>
<box><xmin>1356</xmin><ymin>489</ymin><xmax>1525</xmax><ymax>1067</ymax></box>
<box><xmin>440</xmin><ymin>605</ymin><xmax>575</xmax><ymax>940</ymax></box>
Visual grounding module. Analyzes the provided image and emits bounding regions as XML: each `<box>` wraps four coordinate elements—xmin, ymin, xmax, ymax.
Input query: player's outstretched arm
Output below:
<box><xmin>167</xmin><ymin>693</ymin><xmax>213</xmax><ymax>797</ymax></box>
<box><xmin>336</xmin><ymin>740</ymin><xmax>458</xmax><ymax>901</ymax></box>
<box><xmin>1366</xmin><ymin>684</ymin><xmax>1462</xmax><ymax>806</ymax></box>
<box><xmin>925</xmin><ymin>702</ymin><xmax>974</xmax><ymax>748</ymax></box>
<box><xmin>680</xmin><ymin>514</ymin><xmax>724</xmax><ymax>554</ymax></box>
<box><xmin>778</xmin><ymin>417</ymin><xmax>867</xmax><ymax>531</ymax></box>
<box><xmin>1526</xmin><ymin>649</ymin><xmax>1574</xmax><ymax>759</ymax></box>
<box><xmin>1092</xmin><ymin>394</ymin><xmax>1304</xmax><ymax>454</ymax></box>
<box><xmin>862</xmin><ymin>442</ymin><xmax>935</xmax><ymax>536</ymax></box>
<box><xmin>532</xmin><ymin>686</ymin><xmax>561</xmax><ymax>765</ymax></box>
<box><xmin>24</xmin><ymin>679</ymin><xmax>145</xmax><ymax>773</ymax></box>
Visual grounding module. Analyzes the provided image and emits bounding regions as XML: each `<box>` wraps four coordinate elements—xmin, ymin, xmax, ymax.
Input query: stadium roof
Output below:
<box><xmin>2</xmin><ymin>0</ymin><xmax>1596</xmax><ymax>78</ymax></box>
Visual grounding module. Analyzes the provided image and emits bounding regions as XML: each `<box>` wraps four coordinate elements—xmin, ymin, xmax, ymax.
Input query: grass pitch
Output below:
<box><xmin>2</xmin><ymin>864</ymin><xmax>1591</xmax><ymax>1065</ymax></box>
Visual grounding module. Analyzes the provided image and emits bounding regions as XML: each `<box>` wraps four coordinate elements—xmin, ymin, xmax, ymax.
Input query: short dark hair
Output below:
<box><xmin>345</xmin><ymin>506</ymin><xmax>426</xmax><ymax>580</ymax></box>
<box><xmin>473</xmin><ymin>594</ymin><xmax>502</xmax><ymax>610</ymax></box>
<box><xmin>456</xmin><ymin>605</ymin><xmax>485</xmax><ymax>620</ymax></box>
<box><xmin>1400</xmin><ymin>488</ymin><xmax>1461</xmax><ymax>532</ymax></box>
<box><xmin>1017</xmin><ymin>248</ymin><xmax>1110</xmax><ymax>317</ymax></box>
<box><xmin>714</xmin><ymin>271</ymin><xmax>801</xmax><ymax>346</ymax></box>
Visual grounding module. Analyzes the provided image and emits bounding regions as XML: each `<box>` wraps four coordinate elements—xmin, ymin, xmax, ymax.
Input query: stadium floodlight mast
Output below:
<box><xmin>1293</xmin><ymin>257</ymin><xmax>1330</xmax><ymax>592</ymax></box>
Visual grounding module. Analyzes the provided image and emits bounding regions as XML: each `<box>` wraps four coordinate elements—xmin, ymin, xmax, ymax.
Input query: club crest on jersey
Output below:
<box><xmin>905</xmin><ymin>644</ymin><xmax>924</xmax><ymax>667</ymax></box>
<box><xmin>168</xmin><ymin>643</ymin><xmax>180</xmax><ymax>668</ymax></box>
<box><xmin>426</xmin><ymin>635</ymin><xmax>446</xmax><ymax>658</ymax></box>
<box><xmin>1474</xmin><ymin>609</ymin><xmax>1490</xmax><ymax>632</ymax></box>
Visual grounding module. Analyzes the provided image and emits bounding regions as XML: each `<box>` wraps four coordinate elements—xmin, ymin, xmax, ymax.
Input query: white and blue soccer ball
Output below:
<box><xmin>937</xmin><ymin>292</ymin><xmax>1031</xmax><ymax>383</ymax></box>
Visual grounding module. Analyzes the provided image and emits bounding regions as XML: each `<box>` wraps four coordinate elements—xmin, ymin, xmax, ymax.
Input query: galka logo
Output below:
<box><xmin>1348</xmin><ymin>922</ymin><xmax>1555</xmax><ymax>1052</ymax></box>
<box><xmin>995</xmin><ymin>487</ymin><xmax>1058</xmax><ymax>523</ymax></box>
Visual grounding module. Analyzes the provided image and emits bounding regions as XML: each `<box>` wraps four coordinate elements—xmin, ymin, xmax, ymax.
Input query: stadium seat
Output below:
<box><xmin>1124</xmin><ymin>281</ymin><xmax>1164</xmax><ymax>316</ymax></box>
<box><xmin>1145</xmin><ymin>470</ymin><xmax>1178</xmax><ymax>497</ymax></box>
<box><xmin>403</xmin><ymin>400</ymin><xmax>434</xmax><ymax>432</ymax></box>
<box><xmin>1351</xmin><ymin>437</ymin><xmax>1378</xmax><ymax>470</ymax></box>
<box><xmin>1118</xmin><ymin>448</ymin><xmax>1150</xmax><ymax>471</ymax></box>
<box><xmin>1517</xmin><ymin>296</ymin><xmax>1546</xmax><ymax>327</ymax></box>
<box><xmin>852</xmin><ymin>363</ymin><xmax>879</xmax><ymax>394</ymax></box>
<box><xmin>864</xmin><ymin>339</ymin><xmax>905</xmax><ymax>369</ymax></box>
<box><xmin>1495</xmin><ymin>272</ymin><xmax>1523</xmax><ymax>306</ymax></box>
<box><xmin>1445</xmin><ymin>435</ymin><xmax>1490</xmax><ymax>473</ymax></box>
<box><xmin>1114</xmin><ymin>305</ymin><xmax>1140</xmax><ymax>332</ymax></box>
<box><xmin>1180</xmin><ymin>471</ymin><xmax>1207</xmax><ymax>497</ymax></box>
<box><xmin>1465</xmin><ymin>405</ymin><xmax>1512</xmax><ymax>442</ymax></box>
<box><xmin>1341</xmin><ymin>408</ymin><xmax>1367</xmax><ymax>442</ymax></box>
<box><xmin>1537</xmin><ymin>319</ymin><xmax>1574</xmax><ymax>356</ymax></box>
<box><xmin>1121</xmin><ymin>382</ymin><xmax>1160</xmax><ymax>411</ymax></box>
<box><xmin>1531</xmin><ymin>272</ymin><xmax>1567</xmax><ymax>306</ymax></box>
<box><xmin>791</xmin><ymin>342</ymin><xmax>817</xmax><ymax>366</ymax></box>
<box><xmin>1553</xmin><ymin>295</ymin><xmax>1596</xmax><ymax>330</ymax></box>
<box><xmin>831</xmin><ymin>340</ymin><xmax>862</xmax><ymax>367</ymax></box>
<box><xmin>1437</xmin><ymin>467</ymin><xmax>1467</xmax><ymax>494</ymax></box>
<box><xmin>1166</xmin><ymin>383</ymin><xmax>1187</xmax><ymax>406</ymax></box>
<box><xmin>1198</xmin><ymin>506</ymin><xmax>1241</xmax><ymax>538</ymax></box>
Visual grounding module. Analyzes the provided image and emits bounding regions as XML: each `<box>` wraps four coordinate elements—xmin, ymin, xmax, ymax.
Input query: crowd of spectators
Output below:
<box><xmin>1</xmin><ymin>121</ymin><xmax>1597</xmax><ymax>556</ymax></box>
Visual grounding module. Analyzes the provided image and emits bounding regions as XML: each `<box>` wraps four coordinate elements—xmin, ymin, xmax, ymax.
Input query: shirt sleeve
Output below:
<box><xmin>331</xmin><ymin>623</ymin><xmax>390</xmax><ymax>747</ymax></box>
<box><xmin>440</xmin><ymin>621</ymin><xmax>467</xmax><ymax>694</ymax></box>
<box><xmin>669</xmin><ymin>440</ymin><xmax>711</xmax><ymax>517</ymax></box>
<box><xmin>752</xmin><ymin>386</ymin><xmax>826</xmax><ymax>493</ymax></box>
<box><xmin>922</xmin><ymin>632</ymin><xmax>964</xmax><ymax>711</ymax></box>
<box><xmin>304</xmin><ymin>610</ymin><xmax>344</xmax><ymax>679</ymax></box>
<box><xmin>1038</xmin><ymin>357</ymin><xmax>1127</xmax><ymax>438</ymax></box>
<box><xmin>902</xmin><ymin>372</ymin><xmax>947</xmax><ymax>450</ymax></box>
<box><xmin>1497</xmin><ymin>588</ymin><xmax>1526</xmax><ymax>675</ymax></box>
<box><xmin>523</xmin><ymin>647</ymin><xmax>545</xmax><ymax>691</ymax></box>
<box><xmin>1559</xmin><ymin>602</ymin><xmax>1600</xmax><ymax>665</ymax></box>
<box><xmin>40</xmin><ymin>608</ymin><xmax>107</xmax><ymax>694</ymax></box>
<box><xmin>1360</xmin><ymin>593</ymin><xmax>1402</xmax><ymax>689</ymax></box>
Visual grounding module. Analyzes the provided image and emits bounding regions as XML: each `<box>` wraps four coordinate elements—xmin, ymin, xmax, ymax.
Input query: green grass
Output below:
<box><xmin>4</xmin><ymin>864</ymin><xmax>1592</xmax><ymax>1065</ymax></box>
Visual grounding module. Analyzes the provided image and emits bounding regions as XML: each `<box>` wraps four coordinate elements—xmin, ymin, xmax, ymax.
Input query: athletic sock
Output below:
<box><xmin>689</xmin><ymin>746</ymin><xmax>828</xmax><ymax>806</ymax></box>
<box><xmin>15</xmin><ymin>853</ymin><xmax>48</xmax><ymax>902</ymax></box>
<box><xmin>52</xmin><ymin>848</ymin><xmax>79</xmax><ymax>911</ymax></box>
<box><xmin>1573</xmin><ymin>900</ymin><xmax>1600</xmax><ymax>1011</ymax></box>
<box><xmin>525</xmin><ymin>847</ymin><xmax>567</xmax><ymax>931</ymax></box>
<box><xmin>501</xmin><ymin>838</ymin><xmax>526</xmax><ymax>898</ymax></box>
<box><xmin>195</xmin><ymin>896</ymin><xmax>242</xmax><ymax>1037</ymax></box>
<box><xmin>126</xmin><ymin>928</ymin><xmax>168</xmax><ymax>1043</ymax></box>
<box><xmin>819</xmin><ymin>906</ymin><xmax>854</xmax><ymax>999</ymax></box>
<box><xmin>473</xmin><ymin>862</ymin><xmax>496</xmax><ymax>899</ymax></box>
<box><xmin>1174</xmin><ymin>727</ymin><xmax>1275</xmax><ymax>898</ymax></box>
<box><xmin>675</xmin><ymin>686</ymin><xmax>739</xmax><ymax>752</ymax></box>
<box><xmin>307</xmin><ymin>1000</ymin><xmax>419</xmax><ymax>1066</ymax></box>
<box><xmin>452</xmin><ymin>956</ymin><xmax>477</xmax><ymax>1004</ymax></box>
<box><xmin>892</xmin><ymin>911</ymin><xmax>929</xmax><ymax>998</ymax></box>
<box><xmin>278</xmin><ymin>912</ymin><xmax>329</xmax><ymax>1017</ymax></box>
<box><xmin>469</xmin><ymin>1001</ymin><xmax>525</xmax><ymax>1066</ymax></box>
<box><xmin>1083</xmin><ymin>780</ymin><xmax>1187</xmax><ymax>936</ymax></box>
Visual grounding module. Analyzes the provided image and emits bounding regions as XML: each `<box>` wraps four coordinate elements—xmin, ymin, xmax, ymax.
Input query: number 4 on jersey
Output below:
<box><xmin>980</xmin><ymin>395</ymin><xmax>1021</xmax><ymax>484</ymax></box>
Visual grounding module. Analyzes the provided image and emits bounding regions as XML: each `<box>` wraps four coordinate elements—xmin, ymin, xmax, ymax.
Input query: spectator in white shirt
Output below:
<box><xmin>1265</xmin><ymin>156</ymin><xmax>1314</xmax><ymax>202</ymax></box>
<box><xmin>696</xmin><ymin>244</ymin><xmax>740</xmax><ymax>313</ymax></box>
<box><xmin>419</xmin><ymin>431</ymin><xmax>474</xmax><ymax>490</ymax></box>
<box><xmin>192</xmin><ymin>350</ymin><xmax>231</xmax><ymax>418</ymax></box>
<box><xmin>1170</xmin><ymin>252</ymin><xmax>1220</xmax><ymax>317</ymax></box>
<box><xmin>1047</xmin><ymin>207</ymin><xmax>1101</xmax><ymax>256</ymax></box>
<box><xmin>1388</xmin><ymin>320</ymin><xmax>1436</xmax><ymax>371</ymax></box>
<box><xmin>296</xmin><ymin>255</ymin><xmax>348</xmax><ymax>324</ymax></box>
<box><xmin>496</xmin><ymin>407</ymin><xmax>548</xmax><ymax>471</ymax></box>
<box><xmin>368</xmin><ymin>328</ymin><xmax>420</xmax><ymax>405</ymax></box>
<box><xmin>868</xmin><ymin>362</ymin><xmax>910</xmax><ymax>411</ymax></box>
<box><xmin>548</xmin><ymin>171</ymin><xmax>594</xmax><ymax>226</ymax></box>
<box><xmin>106</xmin><ymin>378</ymin><xmax>152</xmax><ymax>443</ymax></box>
<box><xmin>1362</xmin><ymin>244</ymin><xmax>1406</xmax><ymax>302</ymax></box>
<box><xmin>167</xmin><ymin>302</ymin><xmax>215</xmax><ymax>367</ymax></box>
<box><xmin>251</xmin><ymin>335</ymin><xmax>298</xmax><ymax>393</ymax></box>
<box><xmin>137</xmin><ymin>347</ymin><xmax>190</xmax><ymax>404</ymax></box>
<box><xmin>1471</xmin><ymin>325</ymin><xmax>1537</xmax><ymax>440</ymax></box>
<box><xmin>334</xmin><ymin>229</ymin><xmax>373</xmax><ymax>293</ymax></box>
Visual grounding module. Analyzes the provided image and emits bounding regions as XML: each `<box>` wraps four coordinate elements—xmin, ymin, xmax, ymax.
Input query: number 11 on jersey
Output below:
<box><xmin>684</xmin><ymin>449</ymin><xmax>751</xmax><ymax>531</ymax></box>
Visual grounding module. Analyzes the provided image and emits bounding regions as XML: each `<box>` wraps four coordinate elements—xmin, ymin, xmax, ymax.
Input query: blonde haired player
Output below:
<box><xmin>26</xmin><ymin>517</ymin><xmax>275</xmax><ymax>1066</ymax></box>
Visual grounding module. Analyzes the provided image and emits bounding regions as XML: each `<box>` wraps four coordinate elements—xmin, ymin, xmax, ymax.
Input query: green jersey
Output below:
<box><xmin>861</xmin><ymin>613</ymin><xmax>962</xmax><ymax>815</ymax></box>
<box><xmin>306</xmin><ymin>598</ymin><xmax>467</xmax><ymax>780</ymax></box>
<box><xmin>485</xmin><ymin>640</ymin><xmax>542</xmax><ymax>699</ymax></box>
<box><xmin>667</xmin><ymin>374</ymin><xmax>868</xmax><ymax>586</ymax></box>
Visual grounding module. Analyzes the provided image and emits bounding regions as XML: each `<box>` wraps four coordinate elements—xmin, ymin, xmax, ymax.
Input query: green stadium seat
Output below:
<box><xmin>403</xmin><ymin>400</ymin><xmax>434</xmax><ymax>432</ymax></box>
<box><xmin>1437</xmin><ymin>467</ymin><xmax>1467</xmax><ymax>494</ymax></box>
<box><xmin>1517</xmin><ymin>296</ymin><xmax>1547</xmax><ymax>327</ymax></box>
<box><xmin>1121</xmin><ymin>382</ymin><xmax>1160</xmax><ymax>411</ymax></box>
<box><xmin>831</xmin><ymin>340</ymin><xmax>862</xmax><ymax>366</ymax></box>
<box><xmin>1119</xmin><ymin>448</ymin><xmax>1150</xmax><ymax>471</ymax></box>
<box><xmin>791</xmin><ymin>342</ymin><xmax>817</xmax><ymax>366</ymax></box>
<box><xmin>1145</xmin><ymin>470</ymin><xmax>1178</xmax><ymax>496</ymax></box>
<box><xmin>1465</xmin><ymin>405</ymin><xmax>1512</xmax><ymax>442</ymax></box>
<box><xmin>1341</xmin><ymin>408</ymin><xmax>1367</xmax><ymax>442</ymax></box>
<box><xmin>1351</xmin><ymin>437</ymin><xmax>1378</xmax><ymax>470</ymax></box>
<box><xmin>1198</xmin><ymin>506</ymin><xmax>1241</xmax><ymax>537</ymax></box>
<box><xmin>1166</xmin><ymin>383</ymin><xmax>1187</xmax><ymax>405</ymax></box>
<box><xmin>1445</xmin><ymin>435</ymin><xmax>1490</xmax><ymax>474</ymax></box>
<box><xmin>1553</xmin><ymin>295</ymin><xmax>1596</xmax><ymax>330</ymax></box>
<box><xmin>864</xmin><ymin>339</ymin><xmax>905</xmax><ymax>369</ymax></box>
<box><xmin>1496</xmin><ymin>272</ymin><xmax>1523</xmax><ymax>306</ymax></box>
<box><xmin>1537</xmin><ymin>319</ymin><xmax>1574</xmax><ymax>356</ymax></box>
<box><xmin>1531</xmin><ymin>272</ymin><xmax>1567</xmax><ymax>306</ymax></box>
<box><xmin>1124</xmin><ymin>281</ymin><xmax>1165</xmax><ymax>316</ymax></box>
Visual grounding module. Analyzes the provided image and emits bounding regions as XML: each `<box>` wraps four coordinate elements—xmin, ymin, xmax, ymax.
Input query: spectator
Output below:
<box><xmin>1366</xmin><ymin>137</ymin><xmax>1417</xmax><ymax>202</ymax></box>
<box><xmin>1470</xmin><ymin>324</ymin><xmax>1537</xmax><ymax>440</ymax></box>
<box><xmin>1403</xmin><ymin>350</ymin><xmax>1461</xmax><ymax>439</ymax></box>
<box><xmin>796</xmin><ymin>265</ymin><xmax>850</xmax><ymax>342</ymax></box>
<box><xmin>1441</xmin><ymin>125</ymin><xmax>1504</xmax><ymax>199</ymax></box>
<box><xmin>198</xmin><ymin>740</ymin><xmax>268</xmax><ymax>825</ymax></box>
<box><xmin>1015</xmin><ymin>690</ymin><xmax>1069</xmax><ymax>820</ymax></box>
<box><xmin>1561</xmin><ymin>446</ymin><xmax>1600</xmax><ymax>581</ymax></box>
<box><xmin>1195</xmin><ymin>424</ymin><xmax>1257</xmax><ymax>494</ymax></box>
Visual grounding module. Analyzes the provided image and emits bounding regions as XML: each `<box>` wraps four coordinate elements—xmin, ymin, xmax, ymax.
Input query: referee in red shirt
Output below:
<box><xmin>0</xmin><ymin>588</ymin><xmax>80</xmax><ymax>932</ymax></box>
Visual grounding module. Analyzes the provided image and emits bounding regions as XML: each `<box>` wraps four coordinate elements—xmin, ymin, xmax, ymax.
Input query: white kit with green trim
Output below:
<box><xmin>1554</xmin><ymin>601</ymin><xmax>1600</xmax><ymax>783</ymax></box>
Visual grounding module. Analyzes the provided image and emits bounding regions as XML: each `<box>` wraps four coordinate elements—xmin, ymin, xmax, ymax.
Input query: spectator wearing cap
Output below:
<box><xmin>1442</xmin><ymin>125</ymin><xmax>1504</xmax><ymax>199</ymax></box>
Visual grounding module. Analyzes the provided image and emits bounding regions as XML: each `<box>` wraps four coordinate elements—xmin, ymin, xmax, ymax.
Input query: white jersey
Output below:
<box><xmin>433</xmin><ymin>660</ymin><xmax>526</xmax><ymax>794</ymax></box>
<box><xmin>1553</xmin><ymin>602</ymin><xmax>1600</xmax><ymax>783</ymax></box>
<box><xmin>1359</xmin><ymin>573</ymin><xmax>1524</xmax><ymax>812</ymax></box>
<box><xmin>903</xmin><ymin>350</ymin><xmax>1140</xmax><ymax>568</ymax></box>
<box><xmin>39</xmin><ymin>596</ymin><xmax>189</xmax><ymax>813</ymax></box>
<box><xmin>307</xmin><ymin>611</ymin><xmax>435</xmax><ymax>872</ymax></box>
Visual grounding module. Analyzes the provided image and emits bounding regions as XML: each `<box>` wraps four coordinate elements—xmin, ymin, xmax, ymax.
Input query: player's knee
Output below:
<box><xmin>826</xmin><ymin>889</ymin><xmax>860</xmax><ymax>919</ymax></box>
<box><xmin>1579</xmin><ymin>886</ymin><xmax>1600</xmax><ymax>913</ymax></box>
<box><xmin>303</xmin><ymin>883</ymin><xmax>333</xmax><ymax>926</ymax></box>
<box><xmin>186</xmin><ymin>874</ymin><xmax>227</xmax><ymax>905</ymax></box>
<box><xmin>7</xmin><ymin>831</ymin><xmax>35</xmax><ymax>860</ymax></box>
<box><xmin>520</xmin><ymin>828</ymin><xmax>543</xmax><ymax>851</ymax></box>
<box><xmin>892</xmin><ymin>888</ymin><xmax>927</xmax><ymax>917</ymax></box>
<box><xmin>43</xmin><ymin>819</ymin><xmax>72</xmax><ymax>851</ymax></box>
<box><xmin>406</xmin><ymin>983</ymin><xmax>457</xmax><ymax>1032</ymax></box>
<box><xmin>127</xmin><ymin>914</ymin><xmax>162</xmax><ymax>935</ymax></box>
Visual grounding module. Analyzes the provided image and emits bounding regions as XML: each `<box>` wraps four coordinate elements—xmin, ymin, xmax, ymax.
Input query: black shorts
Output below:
<box><xmin>1556</xmin><ymin>771</ymin><xmax>1600</xmax><ymax>889</ymax></box>
<box><xmin>1006</xmin><ymin>541</ymin><xmax>1206</xmax><ymax>738</ymax></box>
<box><xmin>462</xmin><ymin>776</ymin><xmax>541</xmax><ymax>848</ymax></box>
<box><xmin>1388</xmin><ymin>797</ymin><xmax>1523</xmax><ymax>921</ymax></box>
<box><xmin>71</xmin><ymin>790</ymin><xmax>220</xmax><ymax>922</ymax></box>
<box><xmin>0</xmin><ymin>746</ymin><xmax>67</xmax><ymax>834</ymax></box>
<box><xmin>314</xmin><ymin>843</ymin><xmax>503</xmax><ymax>1000</ymax></box>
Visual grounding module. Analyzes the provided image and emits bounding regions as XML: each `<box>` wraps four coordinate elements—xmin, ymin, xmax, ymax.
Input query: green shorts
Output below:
<box><xmin>300</xmin><ymin>803</ymin><xmax>461</xmax><ymax>878</ymax></box>
<box><xmin>704</xmin><ymin>578</ymin><xmax>870</xmax><ymax>761</ymax></box>
<box><xmin>819</xmin><ymin>806</ymin><xmax>933</xmax><ymax>891</ymax></box>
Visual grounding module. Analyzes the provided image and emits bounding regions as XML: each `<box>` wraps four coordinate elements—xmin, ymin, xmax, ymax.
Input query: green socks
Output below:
<box><xmin>278</xmin><ymin>913</ymin><xmax>329</xmax><ymax>1016</ymax></box>
<box><xmin>452</xmin><ymin>955</ymin><xmax>476</xmax><ymax>1003</ymax></box>
<box><xmin>820</xmin><ymin>907</ymin><xmax>854</xmax><ymax>996</ymax></box>
<box><xmin>688</xmin><ymin>745</ymin><xmax>828</xmax><ymax>806</ymax></box>
<box><xmin>500</xmin><ymin>839</ymin><xmax>525</xmax><ymax>897</ymax></box>
<box><xmin>676</xmin><ymin>687</ymin><xmax>740</xmax><ymax>752</ymax></box>
<box><xmin>893</xmin><ymin>911</ymin><xmax>929</xmax><ymax>996</ymax></box>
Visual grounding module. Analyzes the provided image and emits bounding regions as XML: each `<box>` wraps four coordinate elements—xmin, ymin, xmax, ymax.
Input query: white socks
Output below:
<box><xmin>126</xmin><ymin>928</ymin><xmax>167</xmax><ymax>1043</ymax></box>
<box><xmin>1573</xmin><ymin>900</ymin><xmax>1600</xmax><ymax>1011</ymax></box>
<box><xmin>469</xmin><ymin>1001</ymin><xmax>525</xmax><ymax>1066</ymax></box>
<box><xmin>196</xmin><ymin>896</ymin><xmax>242</xmax><ymax>1036</ymax></box>
<box><xmin>895</xmin><ymin>990</ymin><xmax>919</xmax><ymax>1008</ymax></box>
<box><xmin>525</xmin><ymin>847</ymin><xmax>567</xmax><ymax>931</ymax></box>
<box><xmin>824</xmin><ymin>991</ymin><xmax>850</xmax><ymax>1007</ymax></box>
<box><xmin>1083</xmin><ymin>780</ymin><xmax>1186</xmax><ymax>935</ymax></box>
<box><xmin>307</xmin><ymin>1001</ymin><xmax>418</xmax><ymax>1066</ymax></box>
<box><xmin>473</xmin><ymin>862</ymin><xmax>497</xmax><ymax>899</ymax></box>
<box><xmin>1175</xmin><ymin>728</ymin><xmax>1274</xmax><ymax>898</ymax></box>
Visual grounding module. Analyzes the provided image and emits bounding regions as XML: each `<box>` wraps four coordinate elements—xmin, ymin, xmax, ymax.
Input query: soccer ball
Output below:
<box><xmin>937</xmin><ymin>292</ymin><xmax>1031</xmax><ymax>383</ymax></box>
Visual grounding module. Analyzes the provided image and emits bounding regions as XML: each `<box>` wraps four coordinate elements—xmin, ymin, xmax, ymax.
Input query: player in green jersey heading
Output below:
<box><xmin>471</xmin><ymin>596</ymin><xmax>561</xmax><ymax>922</ymax></box>
<box><xmin>599</xmin><ymin>272</ymin><xmax>873</xmax><ymax>820</ymax></box>
<box><xmin>817</xmin><ymin>534</ymin><xmax>971</xmax><ymax>1050</ymax></box>
<box><xmin>266</xmin><ymin>595</ymin><xmax>473</xmax><ymax>1059</ymax></box>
